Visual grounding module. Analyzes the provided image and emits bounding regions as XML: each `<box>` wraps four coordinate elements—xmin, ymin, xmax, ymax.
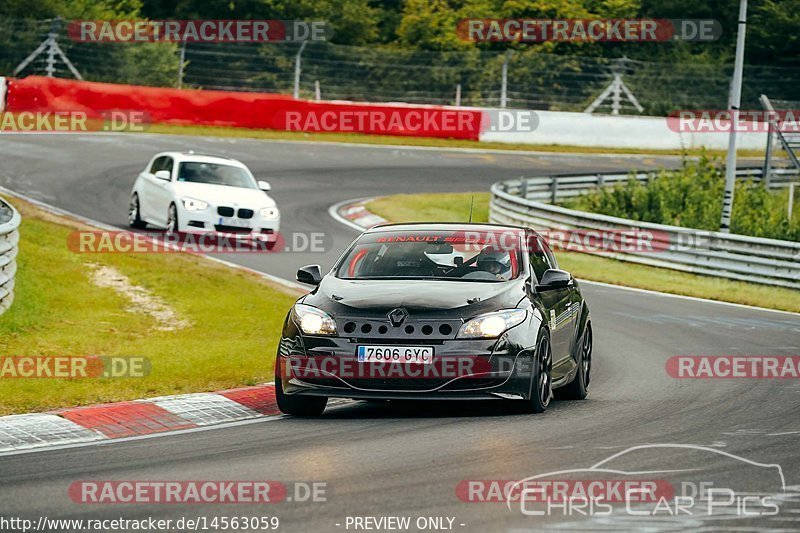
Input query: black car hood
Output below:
<box><xmin>303</xmin><ymin>277</ymin><xmax>526</xmax><ymax>318</ymax></box>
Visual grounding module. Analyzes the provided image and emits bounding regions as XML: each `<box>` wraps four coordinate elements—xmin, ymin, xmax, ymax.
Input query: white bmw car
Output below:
<box><xmin>128</xmin><ymin>152</ymin><xmax>279</xmax><ymax>243</ymax></box>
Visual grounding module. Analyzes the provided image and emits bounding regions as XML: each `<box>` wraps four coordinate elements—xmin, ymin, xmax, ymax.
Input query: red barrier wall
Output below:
<box><xmin>5</xmin><ymin>76</ymin><xmax>483</xmax><ymax>140</ymax></box>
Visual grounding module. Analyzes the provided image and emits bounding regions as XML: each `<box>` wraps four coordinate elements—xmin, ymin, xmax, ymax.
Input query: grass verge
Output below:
<box><xmin>143</xmin><ymin>123</ymin><xmax>763</xmax><ymax>158</ymax></box>
<box><xmin>0</xmin><ymin>196</ymin><xmax>300</xmax><ymax>415</ymax></box>
<box><xmin>366</xmin><ymin>192</ymin><xmax>800</xmax><ymax>314</ymax></box>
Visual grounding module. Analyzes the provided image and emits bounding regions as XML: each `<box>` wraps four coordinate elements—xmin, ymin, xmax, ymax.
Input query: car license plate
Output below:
<box><xmin>357</xmin><ymin>346</ymin><xmax>434</xmax><ymax>364</ymax></box>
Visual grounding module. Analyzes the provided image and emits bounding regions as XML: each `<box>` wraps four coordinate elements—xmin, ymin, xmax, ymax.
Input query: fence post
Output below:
<box><xmin>455</xmin><ymin>84</ymin><xmax>461</xmax><ymax>106</ymax></box>
<box><xmin>789</xmin><ymin>183</ymin><xmax>796</xmax><ymax>220</ymax></box>
<box><xmin>762</xmin><ymin>124</ymin><xmax>773</xmax><ymax>188</ymax></box>
<box><xmin>520</xmin><ymin>178</ymin><xmax>528</xmax><ymax>199</ymax></box>
<box><xmin>500</xmin><ymin>51</ymin><xmax>513</xmax><ymax>109</ymax></box>
<box><xmin>293</xmin><ymin>40</ymin><xmax>308</xmax><ymax>99</ymax></box>
<box><xmin>550</xmin><ymin>177</ymin><xmax>558</xmax><ymax>203</ymax></box>
<box><xmin>315</xmin><ymin>80</ymin><xmax>321</xmax><ymax>101</ymax></box>
<box><xmin>177</xmin><ymin>41</ymin><xmax>187</xmax><ymax>89</ymax></box>
<box><xmin>45</xmin><ymin>22</ymin><xmax>57</xmax><ymax>77</ymax></box>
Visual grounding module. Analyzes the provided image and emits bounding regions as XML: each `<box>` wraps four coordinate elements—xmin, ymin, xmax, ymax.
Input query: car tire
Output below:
<box><xmin>166</xmin><ymin>203</ymin><xmax>179</xmax><ymax>235</ymax></box>
<box><xmin>275</xmin><ymin>368</ymin><xmax>328</xmax><ymax>416</ymax></box>
<box><xmin>556</xmin><ymin>323</ymin><xmax>592</xmax><ymax>401</ymax></box>
<box><xmin>522</xmin><ymin>328</ymin><xmax>552</xmax><ymax>413</ymax></box>
<box><xmin>128</xmin><ymin>194</ymin><xmax>146</xmax><ymax>229</ymax></box>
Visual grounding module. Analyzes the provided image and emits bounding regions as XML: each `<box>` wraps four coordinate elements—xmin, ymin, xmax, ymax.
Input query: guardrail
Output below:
<box><xmin>503</xmin><ymin>167</ymin><xmax>799</xmax><ymax>204</ymax></box>
<box><xmin>490</xmin><ymin>169</ymin><xmax>800</xmax><ymax>289</ymax></box>
<box><xmin>0</xmin><ymin>198</ymin><xmax>20</xmax><ymax>315</ymax></box>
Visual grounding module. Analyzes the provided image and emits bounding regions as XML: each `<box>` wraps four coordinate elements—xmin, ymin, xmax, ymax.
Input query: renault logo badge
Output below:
<box><xmin>388</xmin><ymin>308</ymin><xmax>408</xmax><ymax>327</ymax></box>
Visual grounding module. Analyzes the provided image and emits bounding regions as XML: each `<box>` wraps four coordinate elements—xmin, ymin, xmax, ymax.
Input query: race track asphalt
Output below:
<box><xmin>0</xmin><ymin>133</ymin><xmax>798</xmax><ymax>532</ymax></box>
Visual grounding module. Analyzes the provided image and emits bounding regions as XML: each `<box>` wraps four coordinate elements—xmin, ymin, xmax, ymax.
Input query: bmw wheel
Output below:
<box><xmin>166</xmin><ymin>204</ymin><xmax>179</xmax><ymax>235</ymax></box>
<box><xmin>128</xmin><ymin>194</ymin><xmax>146</xmax><ymax>228</ymax></box>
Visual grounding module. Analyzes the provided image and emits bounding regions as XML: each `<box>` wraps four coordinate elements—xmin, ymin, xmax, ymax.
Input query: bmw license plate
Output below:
<box><xmin>219</xmin><ymin>217</ymin><xmax>250</xmax><ymax>228</ymax></box>
<box><xmin>357</xmin><ymin>346</ymin><xmax>434</xmax><ymax>364</ymax></box>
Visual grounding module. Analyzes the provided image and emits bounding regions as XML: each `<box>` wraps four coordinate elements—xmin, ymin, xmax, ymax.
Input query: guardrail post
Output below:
<box><xmin>550</xmin><ymin>177</ymin><xmax>558</xmax><ymax>204</ymax></box>
<box><xmin>520</xmin><ymin>178</ymin><xmax>528</xmax><ymax>199</ymax></box>
<box><xmin>597</xmin><ymin>174</ymin><xmax>605</xmax><ymax>189</ymax></box>
<box><xmin>0</xmin><ymin>197</ymin><xmax>20</xmax><ymax>316</ymax></box>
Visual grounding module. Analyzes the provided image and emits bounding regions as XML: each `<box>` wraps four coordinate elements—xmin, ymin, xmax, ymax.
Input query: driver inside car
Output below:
<box><xmin>475</xmin><ymin>247</ymin><xmax>512</xmax><ymax>280</ymax></box>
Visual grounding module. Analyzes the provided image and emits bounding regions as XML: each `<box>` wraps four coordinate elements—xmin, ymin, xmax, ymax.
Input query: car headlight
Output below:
<box><xmin>181</xmin><ymin>198</ymin><xmax>208</xmax><ymax>211</ymax></box>
<box><xmin>293</xmin><ymin>303</ymin><xmax>337</xmax><ymax>336</ymax></box>
<box><xmin>260</xmin><ymin>207</ymin><xmax>279</xmax><ymax>219</ymax></box>
<box><xmin>457</xmin><ymin>309</ymin><xmax>527</xmax><ymax>339</ymax></box>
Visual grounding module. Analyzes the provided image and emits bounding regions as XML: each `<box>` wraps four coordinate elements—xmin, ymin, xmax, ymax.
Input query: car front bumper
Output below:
<box><xmin>176</xmin><ymin>204</ymin><xmax>279</xmax><ymax>239</ymax></box>
<box><xmin>276</xmin><ymin>319</ymin><xmax>536</xmax><ymax>401</ymax></box>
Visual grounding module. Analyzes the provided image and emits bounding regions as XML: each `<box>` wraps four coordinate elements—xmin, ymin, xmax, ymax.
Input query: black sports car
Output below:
<box><xmin>274</xmin><ymin>223</ymin><xmax>592</xmax><ymax>416</ymax></box>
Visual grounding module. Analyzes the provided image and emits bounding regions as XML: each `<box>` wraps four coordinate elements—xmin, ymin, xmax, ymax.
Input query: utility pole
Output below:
<box><xmin>720</xmin><ymin>0</ymin><xmax>748</xmax><ymax>233</ymax></box>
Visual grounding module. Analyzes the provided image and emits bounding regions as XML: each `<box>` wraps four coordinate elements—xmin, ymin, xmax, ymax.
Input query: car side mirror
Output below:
<box><xmin>297</xmin><ymin>264</ymin><xmax>322</xmax><ymax>285</ymax></box>
<box><xmin>154</xmin><ymin>170</ymin><xmax>171</xmax><ymax>181</ymax></box>
<box><xmin>258</xmin><ymin>180</ymin><xmax>271</xmax><ymax>191</ymax></box>
<box><xmin>535</xmin><ymin>269</ymin><xmax>573</xmax><ymax>292</ymax></box>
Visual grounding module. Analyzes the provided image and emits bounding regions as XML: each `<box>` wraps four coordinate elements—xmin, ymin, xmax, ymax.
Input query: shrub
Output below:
<box><xmin>564</xmin><ymin>154</ymin><xmax>800</xmax><ymax>241</ymax></box>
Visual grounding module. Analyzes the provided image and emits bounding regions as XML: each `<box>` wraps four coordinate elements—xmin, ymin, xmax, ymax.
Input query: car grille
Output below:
<box><xmin>337</xmin><ymin>318</ymin><xmax>461</xmax><ymax>340</ymax></box>
<box><xmin>301</xmin><ymin>376</ymin><xmax>453</xmax><ymax>390</ymax></box>
<box><xmin>238</xmin><ymin>208</ymin><xmax>254</xmax><ymax>219</ymax></box>
<box><xmin>214</xmin><ymin>225</ymin><xmax>252</xmax><ymax>234</ymax></box>
<box><xmin>217</xmin><ymin>206</ymin><xmax>234</xmax><ymax>217</ymax></box>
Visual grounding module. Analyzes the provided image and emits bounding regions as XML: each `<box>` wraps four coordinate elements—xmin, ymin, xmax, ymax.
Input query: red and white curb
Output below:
<box><xmin>0</xmin><ymin>384</ymin><xmax>281</xmax><ymax>453</ymax></box>
<box><xmin>328</xmin><ymin>198</ymin><xmax>387</xmax><ymax>232</ymax></box>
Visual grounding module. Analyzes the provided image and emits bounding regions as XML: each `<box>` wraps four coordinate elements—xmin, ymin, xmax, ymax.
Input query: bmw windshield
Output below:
<box><xmin>177</xmin><ymin>162</ymin><xmax>258</xmax><ymax>189</ymax></box>
<box><xmin>335</xmin><ymin>230</ymin><xmax>523</xmax><ymax>282</ymax></box>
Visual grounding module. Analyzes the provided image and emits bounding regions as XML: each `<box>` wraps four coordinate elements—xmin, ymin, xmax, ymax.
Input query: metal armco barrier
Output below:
<box><xmin>0</xmin><ymin>198</ymin><xmax>21</xmax><ymax>315</ymax></box>
<box><xmin>490</xmin><ymin>169</ymin><xmax>800</xmax><ymax>289</ymax></box>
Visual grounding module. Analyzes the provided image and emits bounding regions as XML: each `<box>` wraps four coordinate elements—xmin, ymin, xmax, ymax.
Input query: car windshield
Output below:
<box><xmin>177</xmin><ymin>162</ymin><xmax>257</xmax><ymax>189</ymax></box>
<box><xmin>336</xmin><ymin>229</ymin><xmax>522</xmax><ymax>282</ymax></box>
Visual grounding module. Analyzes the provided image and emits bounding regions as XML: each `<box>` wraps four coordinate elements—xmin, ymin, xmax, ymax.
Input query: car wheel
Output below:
<box><xmin>128</xmin><ymin>194</ymin><xmax>146</xmax><ymax>228</ymax></box>
<box><xmin>275</xmin><ymin>367</ymin><xmax>328</xmax><ymax>416</ymax></box>
<box><xmin>522</xmin><ymin>329</ymin><xmax>552</xmax><ymax>413</ymax></box>
<box><xmin>166</xmin><ymin>204</ymin><xmax>179</xmax><ymax>235</ymax></box>
<box><xmin>556</xmin><ymin>323</ymin><xmax>592</xmax><ymax>400</ymax></box>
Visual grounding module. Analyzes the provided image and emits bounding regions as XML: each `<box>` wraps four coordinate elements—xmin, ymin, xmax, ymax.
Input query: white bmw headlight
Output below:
<box><xmin>293</xmin><ymin>303</ymin><xmax>337</xmax><ymax>336</ymax></box>
<box><xmin>181</xmin><ymin>197</ymin><xmax>208</xmax><ymax>211</ymax></box>
<box><xmin>260</xmin><ymin>207</ymin><xmax>279</xmax><ymax>219</ymax></box>
<box><xmin>457</xmin><ymin>309</ymin><xmax>527</xmax><ymax>339</ymax></box>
